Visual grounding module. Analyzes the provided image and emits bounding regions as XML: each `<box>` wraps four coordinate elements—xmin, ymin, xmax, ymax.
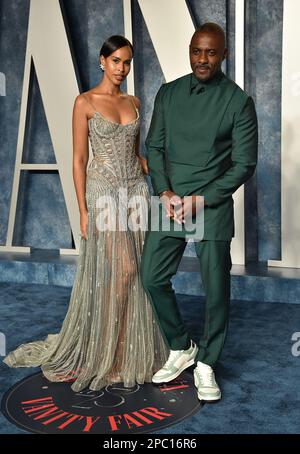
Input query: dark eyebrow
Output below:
<box><xmin>192</xmin><ymin>47</ymin><xmax>217</xmax><ymax>51</ymax></box>
<box><xmin>112</xmin><ymin>56</ymin><xmax>132</xmax><ymax>62</ymax></box>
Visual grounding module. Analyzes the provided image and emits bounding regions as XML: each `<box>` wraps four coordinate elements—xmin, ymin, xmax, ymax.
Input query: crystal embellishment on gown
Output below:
<box><xmin>3</xmin><ymin>102</ymin><xmax>169</xmax><ymax>392</ymax></box>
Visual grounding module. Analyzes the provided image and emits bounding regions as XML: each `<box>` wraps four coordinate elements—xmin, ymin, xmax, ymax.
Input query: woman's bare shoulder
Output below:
<box><xmin>73</xmin><ymin>92</ymin><xmax>89</xmax><ymax>109</ymax></box>
<box><xmin>74</xmin><ymin>91</ymin><xmax>100</xmax><ymax>114</ymax></box>
<box><xmin>131</xmin><ymin>95</ymin><xmax>141</xmax><ymax>109</ymax></box>
<box><xmin>75</xmin><ymin>89</ymin><xmax>99</xmax><ymax>102</ymax></box>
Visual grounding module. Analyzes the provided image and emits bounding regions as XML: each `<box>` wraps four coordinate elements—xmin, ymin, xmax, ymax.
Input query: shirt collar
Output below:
<box><xmin>189</xmin><ymin>70</ymin><xmax>225</xmax><ymax>95</ymax></box>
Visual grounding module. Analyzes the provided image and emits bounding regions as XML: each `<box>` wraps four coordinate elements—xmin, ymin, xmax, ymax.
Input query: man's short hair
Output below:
<box><xmin>191</xmin><ymin>23</ymin><xmax>226</xmax><ymax>47</ymax></box>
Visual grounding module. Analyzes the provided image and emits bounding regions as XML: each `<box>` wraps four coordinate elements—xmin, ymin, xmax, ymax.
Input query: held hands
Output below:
<box><xmin>80</xmin><ymin>209</ymin><xmax>88</xmax><ymax>240</ymax></box>
<box><xmin>160</xmin><ymin>191</ymin><xmax>204</xmax><ymax>224</ymax></box>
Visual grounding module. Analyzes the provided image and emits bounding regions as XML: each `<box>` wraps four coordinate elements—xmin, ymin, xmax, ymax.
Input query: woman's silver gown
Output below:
<box><xmin>3</xmin><ymin>98</ymin><xmax>169</xmax><ymax>392</ymax></box>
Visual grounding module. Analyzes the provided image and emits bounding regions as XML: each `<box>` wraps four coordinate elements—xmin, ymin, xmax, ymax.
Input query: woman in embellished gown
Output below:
<box><xmin>3</xmin><ymin>35</ymin><xmax>169</xmax><ymax>392</ymax></box>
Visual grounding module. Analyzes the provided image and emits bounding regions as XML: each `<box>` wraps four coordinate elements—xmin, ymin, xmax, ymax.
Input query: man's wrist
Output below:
<box><xmin>158</xmin><ymin>190</ymin><xmax>171</xmax><ymax>198</ymax></box>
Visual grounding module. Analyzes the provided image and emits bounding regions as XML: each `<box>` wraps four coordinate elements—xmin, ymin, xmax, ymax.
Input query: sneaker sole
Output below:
<box><xmin>152</xmin><ymin>357</ymin><xmax>196</xmax><ymax>384</ymax></box>
<box><xmin>197</xmin><ymin>391</ymin><xmax>221</xmax><ymax>401</ymax></box>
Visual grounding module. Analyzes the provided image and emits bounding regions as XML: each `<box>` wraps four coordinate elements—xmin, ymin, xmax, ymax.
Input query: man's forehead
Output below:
<box><xmin>190</xmin><ymin>33</ymin><xmax>224</xmax><ymax>47</ymax></box>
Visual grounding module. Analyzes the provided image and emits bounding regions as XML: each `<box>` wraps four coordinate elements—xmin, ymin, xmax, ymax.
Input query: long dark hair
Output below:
<box><xmin>99</xmin><ymin>35</ymin><xmax>134</xmax><ymax>58</ymax></box>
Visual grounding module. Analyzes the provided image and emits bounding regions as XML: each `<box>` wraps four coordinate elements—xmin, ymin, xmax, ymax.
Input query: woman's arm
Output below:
<box><xmin>132</xmin><ymin>96</ymin><xmax>148</xmax><ymax>175</ymax></box>
<box><xmin>72</xmin><ymin>94</ymin><xmax>89</xmax><ymax>238</ymax></box>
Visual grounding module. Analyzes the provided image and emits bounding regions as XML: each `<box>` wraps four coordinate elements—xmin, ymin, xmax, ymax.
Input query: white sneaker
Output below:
<box><xmin>152</xmin><ymin>340</ymin><xmax>198</xmax><ymax>384</ymax></box>
<box><xmin>193</xmin><ymin>361</ymin><xmax>221</xmax><ymax>401</ymax></box>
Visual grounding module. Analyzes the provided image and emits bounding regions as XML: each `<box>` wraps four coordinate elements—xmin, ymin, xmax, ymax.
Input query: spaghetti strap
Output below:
<box><xmin>82</xmin><ymin>93</ymin><xmax>98</xmax><ymax>112</ymax></box>
<box><xmin>130</xmin><ymin>96</ymin><xmax>139</xmax><ymax>115</ymax></box>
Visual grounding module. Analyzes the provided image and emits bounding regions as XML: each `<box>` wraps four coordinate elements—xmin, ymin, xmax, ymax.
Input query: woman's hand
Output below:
<box><xmin>80</xmin><ymin>209</ymin><xmax>88</xmax><ymax>240</ymax></box>
<box><xmin>138</xmin><ymin>156</ymin><xmax>149</xmax><ymax>175</ymax></box>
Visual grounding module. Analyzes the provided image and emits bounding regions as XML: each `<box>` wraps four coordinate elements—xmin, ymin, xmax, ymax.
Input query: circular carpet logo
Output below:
<box><xmin>1</xmin><ymin>371</ymin><xmax>202</xmax><ymax>434</ymax></box>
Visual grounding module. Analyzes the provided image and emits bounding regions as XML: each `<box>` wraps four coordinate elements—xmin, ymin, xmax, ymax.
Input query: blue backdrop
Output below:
<box><xmin>0</xmin><ymin>0</ymin><xmax>283</xmax><ymax>263</ymax></box>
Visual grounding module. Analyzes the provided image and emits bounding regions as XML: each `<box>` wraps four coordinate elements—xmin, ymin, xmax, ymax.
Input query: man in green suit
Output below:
<box><xmin>141</xmin><ymin>23</ymin><xmax>258</xmax><ymax>401</ymax></box>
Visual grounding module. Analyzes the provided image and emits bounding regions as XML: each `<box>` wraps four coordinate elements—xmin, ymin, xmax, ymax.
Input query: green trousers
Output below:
<box><xmin>141</xmin><ymin>231</ymin><xmax>232</xmax><ymax>367</ymax></box>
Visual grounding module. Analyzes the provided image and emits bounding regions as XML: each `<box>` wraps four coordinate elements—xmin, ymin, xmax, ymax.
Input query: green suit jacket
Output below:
<box><xmin>145</xmin><ymin>71</ymin><xmax>258</xmax><ymax>240</ymax></box>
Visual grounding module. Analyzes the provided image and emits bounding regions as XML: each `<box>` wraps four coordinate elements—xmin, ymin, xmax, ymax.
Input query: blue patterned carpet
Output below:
<box><xmin>0</xmin><ymin>282</ymin><xmax>299</xmax><ymax>434</ymax></box>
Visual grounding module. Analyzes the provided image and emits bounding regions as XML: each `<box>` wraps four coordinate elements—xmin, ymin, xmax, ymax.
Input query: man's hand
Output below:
<box><xmin>159</xmin><ymin>190</ymin><xmax>184</xmax><ymax>224</ymax></box>
<box><xmin>174</xmin><ymin>195</ymin><xmax>205</xmax><ymax>224</ymax></box>
<box><xmin>160</xmin><ymin>192</ymin><xmax>205</xmax><ymax>224</ymax></box>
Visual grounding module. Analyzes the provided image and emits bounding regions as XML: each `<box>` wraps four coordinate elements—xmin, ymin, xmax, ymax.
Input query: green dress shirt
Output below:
<box><xmin>145</xmin><ymin>70</ymin><xmax>258</xmax><ymax>240</ymax></box>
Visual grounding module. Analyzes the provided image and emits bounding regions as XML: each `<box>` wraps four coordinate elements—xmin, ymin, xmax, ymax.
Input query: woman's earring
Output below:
<box><xmin>100</xmin><ymin>63</ymin><xmax>105</xmax><ymax>71</ymax></box>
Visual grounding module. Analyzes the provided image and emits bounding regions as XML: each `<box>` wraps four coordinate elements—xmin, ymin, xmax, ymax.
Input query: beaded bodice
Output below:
<box><xmin>87</xmin><ymin>109</ymin><xmax>144</xmax><ymax>189</ymax></box>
